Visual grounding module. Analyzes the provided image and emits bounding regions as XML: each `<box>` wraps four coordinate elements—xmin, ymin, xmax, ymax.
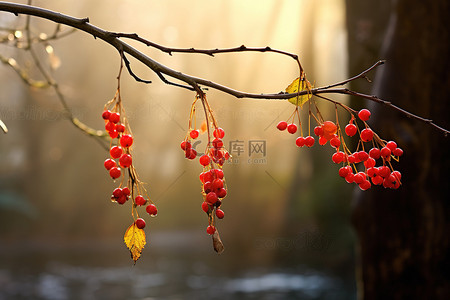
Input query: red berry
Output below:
<box><xmin>109</xmin><ymin>112</ymin><xmax>121</xmax><ymax>124</ymax></box>
<box><xmin>215</xmin><ymin>169</ymin><xmax>224</xmax><ymax>179</ymax></box>
<box><xmin>380</xmin><ymin>147</ymin><xmax>391</xmax><ymax>158</ymax></box>
<box><xmin>360</xmin><ymin>128</ymin><xmax>374</xmax><ymax>142</ymax></box>
<box><xmin>378</xmin><ymin>166</ymin><xmax>391</xmax><ymax>178</ymax></box>
<box><xmin>135</xmin><ymin>218</ymin><xmax>146</xmax><ymax>229</ymax></box>
<box><xmin>367</xmin><ymin>167</ymin><xmax>378</xmax><ymax>177</ymax></box>
<box><xmin>116</xmin><ymin>195</ymin><xmax>127</xmax><ymax>204</ymax></box>
<box><xmin>206</xmin><ymin>225</ymin><xmax>216</xmax><ymax>235</ymax></box>
<box><xmin>330</xmin><ymin>136</ymin><xmax>341</xmax><ymax>148</ymax></box>
<box><xmin>371</xmin><ymin>175</ymin><xmax>383</xmax><ymax>185</ymax></box>
<box><xmin>116</xmin><ymin>123</ymin><xmax>125</xmax><ymax>133</ymax></box>
<box><xmin>354</xmin><ymin>172</ymin><xmax>365</xmax><ymax>184</ymax></box>
<box><xmin>388</xmin><ymin>173</ymin><xmax>399</xmax><ymax>185</ymax></box>
<box><xmin>203</xmin><ymin>181</ymin><xmax>212</xmax><ymax>194</ymax></box>
<box><xmin>287</xmin><ymin>123</ymin><xmax>298</xmax><ymax>134</ymax></box>
<box><xmin>102</xmin><ymin>110</ymin><xmax>111</xmax><ymax>120</ymax></box>
<box><xmin>358</xmin><ymin>109</ymin><xmax>371</xmax><ymax>121</ymax></box>
<box><xmin>393</xmin><ymin>148</ymin><xmax>404</xmax><ymax>157</ymax></box>
<box><xmin>322</xmin><ymin>121</ymin><xmax>337</xmax><ymax>140</ymax></box>
<box><xmin>135</xmin><ymin>195</ymin><xmax>146</xmax><ymax>206</ymax></box>
<box><xmin>199</xmin><ymin>155</ymin><xmax>211</xmax><ymax>166</ymax></box>
<box><xmin>369</xmin><ymin>148</ymin><xmax>381</xmax><ymax>159</ymax></box>
<box><xmin>110</xmin><ymin>146</ymin><xmax>123</xmax><ymax>159</ymax></box>
<box><xmin>212</xmin><ymin>179</ymin><xmax>224</xmax><ymax>190</ymax></box>
<box><xmin>206</xmin><ymin>192</ymin><xmax>218</xmax><ymax>204</ymax></box>
<box><xmin>109</xmin><ymin>167</ymin><xmax>121</xmax><ymax>179</ymax></box>
<box><xmin>314</xmin><ymin>126</ymin><xmax>324</xmax><ymax>136</ymax></box>
<box><xmin>386</xmin><ymin>141</ymin><xmax>397</xmax><ymax>151</ymax></box>
<box><xmin>277</xmin><ymin>121</ymin><xmax>288</xmax><ymax>131</ymax></box>
<box><xmin>216</xmin><ymin>209</ymin><xmax>225</xmax><ymax>219</ymax></box>
<box><xmin>305</xmin><ymin>136</ymin><xmax>315</xmax><ymax>147</ymax></box>
<box><xmin>180</xmin><ymin>140</ymin><xmax>191</xmax><ymax>151</ymax></box>
<box><xmin>295</xmin><ymin>137</ymin><xmax>305</xmax><ymax>147</ymax></box>
<box><xmin>104</xmin><ymin>158</ymin><xmax>117</xmax><ymax>170</ymax></box>
<box><xmin>213</xmin><ymin>127</ymin><xmax>225</xmax><ymax>139</ymax></box>
<box><xmin>339</xmin><ymin>166</ymin><xmax>350</xmax><ymax>178</ymax></box>
<box><xmin>345</xmin><ymin>173</ymin><xmax>355</xmax><ymax>183</ymax></box>
<box><xmin>190</xmin><ymin>129</ymin><xmax>199</xmax><ymax>139</ymax></box>
<box><xmin>146</xmin><ymin>204</ymin><xmax>158</xmax><ymax>215</ymax></box>
<box><xmin>185</xmin><ymin>148</ymin><xmax>197</xmax><ymax>159</ymax></box>
<box><xmin>392</xmin><ymin>170</ymin><xmax>402</xmax><ymax>182</ymax></box>
<box><xmin>109</xmin><ymin>130</ymin><xmax>119</xmax><ymax>139</ymax></box>
<box><xmin>357</xmin><ymin>151</ymin><xmax>369</xmax><ymax>162</ymax></box>
<box><xmin>119</xmin><ymin>153</ymin><xmax>132</xmax><ymax>168</ymax></box>
<box><xmin>319</xmin><ymin>136</ymin><xmax>327</xmax><ymax>145</ymax></box>
<box><xmin>212</xmin><ymin>138</ymin><xmax>223</xmax><ymax>149</ymax></box>
<box><xmin>364</xmin><ymin>157</ymin><xmax>376</xmax><ymax>168</ymax></box>
<box><xmin>105</xmin><ymin>121</ymin><xmax>116</xmax><ymax>132</ymax></box>
<box><xmin>112</xmin><ymin>188</ymin><xmax>123</xmax><ymax>198</ymax></box>
<box><xmin>120</xmin><ymin>134</ymin><xmax>133</xmax><ymax>148</ymax></box>
<box><xmin>345</xmin><ymin>123</ymin><xmax>357</xmax><ymax>137</ymax></box>
<box><xmin>348</xmin><ymin>154</ymin><xmax>357</xmax><ymax>164</ymax></box>
<box><xmin>122</xmin><ymin>187</ymin><xmax>131</xmax><ymax>196</ymax></box>
<box><xmin>203</xmin><ymin>171</ymin><xmax>214</xmax><ymax>183</ymax></box>
<box><xmin>216</xmin><ymin>188</ymin><xmax>227</xmax><ymax>198</ymax></box>
<box><xmin>332</xmin><ymin>151</ymin><xmax>345</xmax><ymax>164</ymax></box>
<box><xmin>359</xmin><ymin>180</ymin><xmax>371</xmax><ymax>191</ymax></box>
<box><xmin>201</xmin><ymin>202</ymin><xmax>210</xmax><ymax>213</ymax></box>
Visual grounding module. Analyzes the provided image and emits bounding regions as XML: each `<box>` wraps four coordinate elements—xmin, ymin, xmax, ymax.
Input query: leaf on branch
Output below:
<box><xmin>212</xmin><ymin>229</ymin><xmax>224</xmax><ymax>254</ymax></box>
<box><xmin>124</xmin><ymin>222</ymin><xmax>146</xmax><ymax>263</ymax></box>
<box><xmin>285</xmin><ymin>76</ymin><xmax>312</xmax><ymax>107</ymax></box>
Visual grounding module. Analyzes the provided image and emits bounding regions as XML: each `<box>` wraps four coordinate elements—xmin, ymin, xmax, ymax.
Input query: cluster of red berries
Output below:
<box><xmin>181</xmin><ymin>127</ymin><xmax>230</xmax><ymax>166</ymax></box>
<box><xmin>277</xmin><ymin>108</ymin><xmax>403</xmax><ymax>191</ymax></box>
<box><xmin>200</xmin><ymin>167</ymin><xmax>227</xmax><ymax>235</ymax></box>
<box><xmin>102</xmin><ymin>109</ymin><xmax>134</xmax><ymax>180</ymax></box>
<box><xmin>181</xmin><ymin>126</ymin><xmax>229</xmax><ymax>235</ymax></box>
<box><xmin>102</xmin><ymin>108</ymin><xmax>157</xmax><ymax>229</ymax></box>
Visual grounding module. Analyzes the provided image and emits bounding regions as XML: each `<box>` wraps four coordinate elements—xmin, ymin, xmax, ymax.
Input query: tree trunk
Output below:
<box><xmin>347</xmin><ymin>0</ymin><xmax>450</xmax><ymax>299</ymax></box>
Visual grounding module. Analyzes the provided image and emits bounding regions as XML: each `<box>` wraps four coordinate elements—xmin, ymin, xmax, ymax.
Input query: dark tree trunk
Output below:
<box><xmin>347</xmin><ymin>0</ymin><xmax>450</xmax><ymax>299</ymax></box>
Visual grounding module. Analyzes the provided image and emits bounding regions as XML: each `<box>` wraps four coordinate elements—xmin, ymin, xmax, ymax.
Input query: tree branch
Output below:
<box><xmin>0</xmin><ymin>2</ymin><xmax>448</xmax><ymax>135</ymax></box>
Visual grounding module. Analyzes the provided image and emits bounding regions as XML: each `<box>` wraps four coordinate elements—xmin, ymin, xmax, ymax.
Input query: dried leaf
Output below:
<box><xmin>212</xmin><ymin>229</ymin><xmax>224</xmax><ymax>254</ymax></box>
<box><xmin>124</xmin><ymin>223</ymin><xmax>146</xmax><ymax>263</ymax></box>
<box><xmin>285</xmin><ymin>76</ymin><xmax>312</xmax><ymax>107</ymax></box>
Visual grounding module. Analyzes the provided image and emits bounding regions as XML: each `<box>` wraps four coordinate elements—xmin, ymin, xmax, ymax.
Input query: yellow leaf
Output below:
<box><xmin>285</xmin><ymin>76</ymin><xmax>312</xmax><ymax>107</ymax></box>
<box><xmin>124</xmin><ymin>223</ymin><xmax>146</xmax><ymax>263</ymax></box>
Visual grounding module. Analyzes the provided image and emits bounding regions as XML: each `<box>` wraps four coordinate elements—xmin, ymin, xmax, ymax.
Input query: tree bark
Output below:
<box><xmin>347</xmin><ymin>0</ymin><xmax>450</xmax><ymax>299</ymax></box>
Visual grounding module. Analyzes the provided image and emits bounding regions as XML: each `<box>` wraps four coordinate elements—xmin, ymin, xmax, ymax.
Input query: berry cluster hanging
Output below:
<box><xmin>278</xmin><ymin>73</ymin><xmax>403</xmax><ymax>191</ymax></box>
<box><xmin>101</xmin><ymin>60</ymin><xmax>157</xmax><ymax>263</ymax></box>
<box><xmin>180</xmin><ymin>93</ymin><xmax>230</xmax><ymax>253</ymax></box>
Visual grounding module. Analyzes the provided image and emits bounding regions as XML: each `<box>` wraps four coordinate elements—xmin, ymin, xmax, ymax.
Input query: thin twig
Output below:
<box><xmin>316</xmin><ymin>60</ymin><xmax>385</xmax><ymax>90</ymax></box>
<box><xmin>112</xmin><ymin>32</ymin><xmax>299</xmax><ymax>60</ymax></box>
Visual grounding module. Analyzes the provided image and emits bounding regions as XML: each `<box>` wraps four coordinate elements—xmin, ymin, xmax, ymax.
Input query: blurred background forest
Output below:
<box><xmin>3</xmin><ymin>0</ymin><xmax>447</xmax><ymax>299</ymax></box>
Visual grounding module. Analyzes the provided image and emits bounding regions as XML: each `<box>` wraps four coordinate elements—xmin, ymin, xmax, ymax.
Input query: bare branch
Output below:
<box><xmin>112</xmin><ymin>32</ymin><xmax>299</xmax><ymax>60</ymax></box>
<box><xmin>0</xmin><ymin>2</ymin><xmax>448</xmax><ymax>135</ymax></box>
<box><xmin>316</xmin><ymin>60</ymin><xmax>385</xmax><ymax>90</ymax></box>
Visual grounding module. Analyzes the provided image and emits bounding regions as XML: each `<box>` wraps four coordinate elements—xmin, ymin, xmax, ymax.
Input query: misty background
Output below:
<box><xmin>0</xmin><ymin>1</ymin><xmax>356</xmax><ymax>299</ymax></box>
